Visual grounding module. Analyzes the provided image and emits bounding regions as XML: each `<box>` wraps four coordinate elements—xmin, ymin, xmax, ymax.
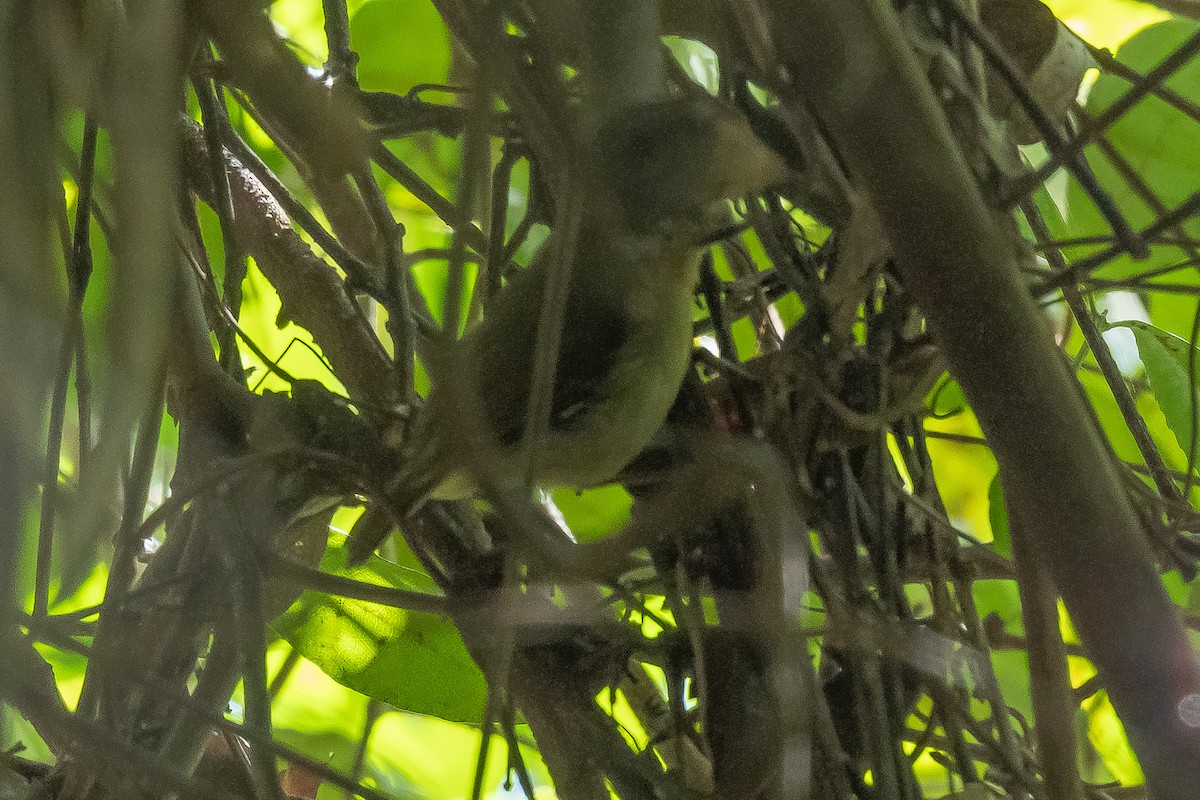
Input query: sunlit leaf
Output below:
<box><xmin>1045</xmin><ymin>0</ymin><xmax>1169</xmax><ymax>49</ymax></box>
<box><xmin>924</xmin><ymin>407</ymin><xmax>997</xmax><ymax>536</ymax></box>
<box><xmin>274</xmin><ymin>540</ymin><xmax>487</xmax><ymax>723</ymax></box>
<box><xmin>1085</xmin><ymin>690</ymin><xmax>1145</xmax><ymax>784</ymax></box>
<box><xmin>550</xmin><ymin>484</ymin><xmax>632</xmax><ymax>543</ymax></box>
<box><xmin>351</xmin><ymin>0</ymin><xmax>451</xmax><ymax>93</ymax></box>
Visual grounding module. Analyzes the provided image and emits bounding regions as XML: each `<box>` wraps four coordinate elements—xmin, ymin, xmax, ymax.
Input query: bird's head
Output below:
<box><xmin>591</xmin><ymin>94</ymin><xmax>793</xmax><ymax>235</ymax></box>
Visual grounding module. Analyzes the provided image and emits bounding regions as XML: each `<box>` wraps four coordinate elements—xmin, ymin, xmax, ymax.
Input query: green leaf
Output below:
<box><xmin>274</xmin><ymin>539</ymin><xmax>488</xmax><ymax>723</ymax></box>
<box><xmin>1085</xmin><ymin>690</ymin><xmax>1145</xmax><ymax>784</ymax></box>
<box><xmin>929</xmin><ymin>377</ymin><xmax>967</xmax><ymax>418</ymax></box>
<box><xmin>986</xmin><ymin>474</ymin><xmax>1012</xmax><ymax>560</ymax></box>
<box><xmin>351</xmin><ymin>0</ymin><xmax>451</xmax><ymax>93</ymax></box>
<box><xmin>1079</xmin><ymin>370</ymin><xmax>1143</xmax><ymax>463</ymax></box>
<box><xmin>1119</xmin><ymin>320</ymin><xmax>1199</xmax><ymax>463</ymax></box>
<box><xmin>1064</xmin><ymin>19</ymin><xmax>1200</xmax><ymax>281</ymax></box>
<box><xmin>550</xmin><ymin>484</ymin><xmax>633</xmax><ymax>543</ymax></box>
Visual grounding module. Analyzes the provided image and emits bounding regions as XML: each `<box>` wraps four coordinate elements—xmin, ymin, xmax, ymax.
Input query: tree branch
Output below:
<box><xmin>180</xmin><ymin>119</ymin><xmax>399</xmax><ymax>409</ymax></box>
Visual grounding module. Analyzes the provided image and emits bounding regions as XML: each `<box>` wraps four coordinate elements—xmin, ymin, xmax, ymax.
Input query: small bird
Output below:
<box><xmin>347</xmin><ymin>93</ymin><xmax>791</xmax><ymax>564</ymax></box>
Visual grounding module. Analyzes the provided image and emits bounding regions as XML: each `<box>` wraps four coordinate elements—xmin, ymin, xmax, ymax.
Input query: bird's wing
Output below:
<box><xmin>467</xmin><ymin>263</ymin><xmax>632</xmax><ymax>448</ymax></box>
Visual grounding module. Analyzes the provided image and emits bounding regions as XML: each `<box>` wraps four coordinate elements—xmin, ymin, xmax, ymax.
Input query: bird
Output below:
<box><xmin>346</xmin><ymin>92</ymin><xmax>792</xmax><ymax>565</ymax></box>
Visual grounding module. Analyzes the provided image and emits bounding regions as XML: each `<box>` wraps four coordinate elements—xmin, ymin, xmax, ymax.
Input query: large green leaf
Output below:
<box><xmin>1064</xmin><ymin>19</ymin><xmax>1200</xmax><ymax>281</ymax></box>
<box><xmin>274</xmin><ymin>539</ymin><xmax>488</xmax><ymax>723</ymax></box>
<box><xmin>1118</xmin><ymin>319</ymin><xmax>1200</xmax><ymax>463</ymax></box>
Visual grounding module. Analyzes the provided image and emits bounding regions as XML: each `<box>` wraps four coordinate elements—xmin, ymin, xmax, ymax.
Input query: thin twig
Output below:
<box><xmin>370</xmin><ymin>141</ymin><xmax>488</xmax><ymax>253</ymax></box>
<box><xmin>193</xmin><ymin>58</ymin><xmax>247</xmax><ymax>378</ymax></box>
<box><xmin>71</xmin><ymin>119</ymin><xmax>98</xmax><ymax>463</ymax></box>
<box><xmin>519</xmin><ymin>181</ymin><xmax>585</xmax><ymax>488</ymax></box>
<box><xmin>321</xmin><ymin>0</ymin><xmax>358</xmax><ymax>84</ymax></box>
<box><xmin>34</xmin><ymin>120</ymin><xmax>103</xmax><ymax>620</ymax></box>
<box><xmin>444</xmin><ymin>41</ymin><xmax>494</xmax><ymax>341</ymax></box>
<box><xmin>483</xmin><ymin>142</ymin><xmax>522</xmax><ymax>305</ymax></box>
<box><xmin>1038</xmin><ymin>192</ymin><xmax>1200</xmax><ymax>291</ymax></box>
<box><xmin>263</xmin><ymin>551</ymin><xmax>449</xmax><ymax>613</ymax></box>
<box><xmin>343</xmin><ymin>699</ymin><xmax>384</xmax><ymax>800</ymax></box>
<box><xmin>936</xmin><ymin>0</ymin><xmax>1143</xmax><ymax>256</ymax></box>
<box><xmin>75</xmin><ymin>378</ymin><xmax>165</xmax><ymax>720</ymax></box>
<box><xmin>1085</xmin><ymin>40</ymin><xmax>1200</xmax><ymax>125</ymax></box>
<box><xmin>223</xmin><ymin>539</ymin><xmax>286</xmax><ymax>800</ymax></box>
<box><xmin>1022</xmin><ymin>198</ymin><xmax>1186</xmax><ymax>507</ymax></box>
<box><xmin>32</xmin><ymin>288</ymin><xmax>78</xmax><ymax>620</ymax></box>
<box><xmin>1008</xmin><ymin>28</ymin><xmax>1200</xmax><ymax>205</ymax></box>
